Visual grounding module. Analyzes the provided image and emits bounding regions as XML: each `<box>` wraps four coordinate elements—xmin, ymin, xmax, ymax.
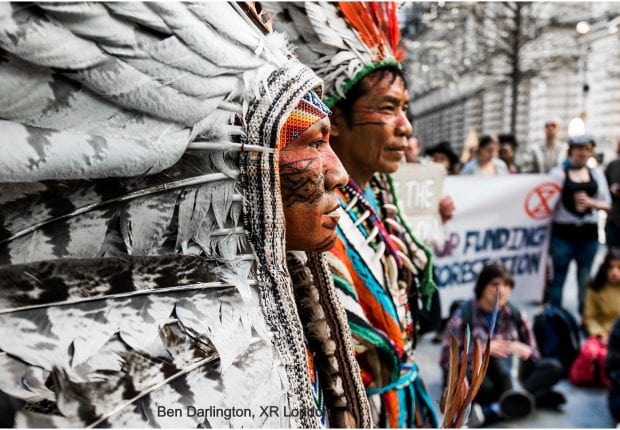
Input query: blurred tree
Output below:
<box><xmin>401</xmin><ymin>2</ymin><xmax>581</xmax><ymax>134</ymax></box>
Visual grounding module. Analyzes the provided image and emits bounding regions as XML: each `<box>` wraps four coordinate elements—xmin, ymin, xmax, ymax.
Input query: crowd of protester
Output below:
<box><xmin>414</xmin><ymin>118</ymin><xmax>620</xmax><ymax>427</ymax></box>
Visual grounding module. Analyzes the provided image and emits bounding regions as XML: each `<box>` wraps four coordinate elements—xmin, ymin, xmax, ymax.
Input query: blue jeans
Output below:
<box><xmin>548</xmin><ymin>235</ymin><xmax>598</xmax><ymax>315</ymax></box>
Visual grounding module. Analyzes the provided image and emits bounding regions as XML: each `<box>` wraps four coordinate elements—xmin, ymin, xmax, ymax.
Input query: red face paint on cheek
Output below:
<box><xmin>351</xmin><ymin>110</ymin><xmax>398</xmax><ymax>127</ymax></box>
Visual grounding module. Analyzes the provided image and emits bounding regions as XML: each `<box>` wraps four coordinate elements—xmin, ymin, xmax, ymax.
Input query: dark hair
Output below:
<box><xmin>590</xmin><ymin>250</ymin><xmax>620</xmax><ymax>291</ymax></box>
<box><xmin>478</xmin><ymin>135</ymin><xmax>498</xmax><ymax>149</ymax></box>
<box><xmin>498</xmin><ymin>133</ymin><xmax>518</xmax><ymax>149</ymax></box>
<box><xmin>333</xmin><ymin>66</ymin><xmax>408</xmax><ymax>126</ymax></box>
<box><xmin>474</xmin><ymin>262</ymin><xmax>514</xmax><ymax>299</ymax></box>
<box><xmin>425</xmin><ymin>141</ymin><xmax>459</xmax><ymax>173</ymax></box>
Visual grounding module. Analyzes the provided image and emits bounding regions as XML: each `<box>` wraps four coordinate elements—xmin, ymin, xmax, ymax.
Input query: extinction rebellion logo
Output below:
<box><xmin>524</xmin><ymin>182</ymin><xmax>561</xmax><ymax>220</ymax></box>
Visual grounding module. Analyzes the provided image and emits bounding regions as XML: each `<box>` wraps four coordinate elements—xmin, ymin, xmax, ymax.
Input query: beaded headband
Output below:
<box><xmin>278</xmin><ymin>90</ymin><xmax>332</xmax><ymax>150</ymax></box>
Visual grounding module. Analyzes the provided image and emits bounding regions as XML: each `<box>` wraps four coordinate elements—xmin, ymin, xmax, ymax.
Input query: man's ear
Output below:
<box><xmin>329</xmin><ymin>106</ymin><xmax>345</xmax><ymax>137</ymax></box>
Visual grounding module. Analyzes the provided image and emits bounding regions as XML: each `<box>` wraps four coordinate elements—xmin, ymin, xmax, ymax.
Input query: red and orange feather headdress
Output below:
<box><xmin>269</xmin><ymin>1</ymin><xmax>405</xmax><ymax>107</ymax></box>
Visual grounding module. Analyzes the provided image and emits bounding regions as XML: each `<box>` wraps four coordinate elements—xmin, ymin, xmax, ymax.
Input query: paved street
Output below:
<box><xmin>415</xmin><ymin>253</ymin><xmax>616</xmax><ymax>428</ymax></box>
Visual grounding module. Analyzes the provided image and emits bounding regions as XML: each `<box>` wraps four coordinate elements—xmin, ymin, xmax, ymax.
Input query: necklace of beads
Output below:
<box><xmin>342</xmin><ymin>181</ymin><xmax>403</xmax><ymax>268</ymax></box>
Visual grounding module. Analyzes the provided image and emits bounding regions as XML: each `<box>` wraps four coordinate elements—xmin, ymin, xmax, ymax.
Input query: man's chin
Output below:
<box><xmin>287</xmin><ymin>232</ymin><xmax>337</xmax><ymax>253</ymax></box>
<box><xmin>313</xmin><ymin>232</ymin><xmax>337</xmax><ymax>252</ymax></box>
<box><xmin>380</xmin><ymin>162</ymin><xmax>401</xmax><ymax>174</ymax></box>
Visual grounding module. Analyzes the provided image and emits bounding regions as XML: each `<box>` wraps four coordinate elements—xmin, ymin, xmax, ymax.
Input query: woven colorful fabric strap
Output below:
<box><xmin>278</xmin><ymin>90</ymin><xmax>331</xmax><ymax>149</ymax></box>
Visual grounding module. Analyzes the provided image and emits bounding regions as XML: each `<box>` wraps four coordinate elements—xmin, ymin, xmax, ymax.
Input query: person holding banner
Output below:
<box><xmin>498</xmin><ymin>134</ymin><xmax>520</xmax><ymax>174</ymax></box>
<box><xmin>405</xmin><ymin>136</ymin><xmax>423</xmax><ymax>163</ymax></box>
<box><xmin>548</xmin><ymin>135</ymin><xmax>611</xmax><ymax>315</ymax></box>
<box><xmin>461</xmin><ymin>135</ymin><xmax>510</xmax><ymax>176</ymax></box>
<box><xmin>404</xmin><ymin>140</ymin><xmax>456</xmax><ymax>225</ymax></box>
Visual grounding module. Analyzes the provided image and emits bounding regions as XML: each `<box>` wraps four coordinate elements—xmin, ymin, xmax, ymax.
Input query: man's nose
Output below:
<box><xmin>323</xmin><ymin>146</ymin><xmax>348</xmax><ymax>190</ymax></box>
<box><xmin>395</xmin><ymin>109</ymin><xmax>413</xmax><ymax>137</ymax></box>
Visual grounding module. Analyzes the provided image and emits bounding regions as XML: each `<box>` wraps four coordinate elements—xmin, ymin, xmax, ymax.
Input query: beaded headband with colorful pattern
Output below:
<box><xmin>278</xmin><ymin>90</ymin><xmax>331</xmax><ymax>150</ymax></box>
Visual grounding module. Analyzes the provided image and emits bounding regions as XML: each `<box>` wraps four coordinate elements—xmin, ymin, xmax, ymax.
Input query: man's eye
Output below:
<box><xmin>380</xmin><ymin>106</ymin><xmax>396</xmax><ymax>113</ymax></box>
<box><xmin>309</xmin><ymin>140</ymin><xmax>324</xmax><ymax>149</ymax></box>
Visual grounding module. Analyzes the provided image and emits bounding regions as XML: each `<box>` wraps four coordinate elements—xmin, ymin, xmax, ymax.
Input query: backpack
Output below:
<box><xmin>533</xmin><ymin>305</ymin><xmax>581</xmax><ymax>375</ymax></box>
<box><xmin>569</xmin><ymin>336</ymin><xmax>612</xmax><ymax>387</ymax></box>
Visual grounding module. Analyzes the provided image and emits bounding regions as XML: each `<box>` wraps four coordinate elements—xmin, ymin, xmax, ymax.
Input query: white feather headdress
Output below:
<box><xmin>0</xmin><ymin>2</ymin><xmax>370</xmax><ymax>427</ymax></box>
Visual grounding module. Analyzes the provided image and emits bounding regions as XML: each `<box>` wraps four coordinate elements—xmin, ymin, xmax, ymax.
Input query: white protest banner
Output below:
<box><xmin>431</xmin><ymin>174</ymin><xmax>561</xmax><ymax>316</ymax></box>
<box><xmin>392</xmin><ymin>162</ymin><xmax>446</xmax><ymax>246</ymax></box>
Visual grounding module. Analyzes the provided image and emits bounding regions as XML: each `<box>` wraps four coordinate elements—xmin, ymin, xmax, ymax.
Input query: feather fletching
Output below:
<box><xmin>0</xmin><ymin>251</ymin><xmax>290</xmax><ymax>426</ymax></box>
<box><xmin>0</xmin><ymin>1</ymin><xmax>285</xmax><ymax>183</ymax></box>
<box><xmin>338</xmin><ymin>2</ymin><xmax>382</xmax><ymax>55</ymax></box>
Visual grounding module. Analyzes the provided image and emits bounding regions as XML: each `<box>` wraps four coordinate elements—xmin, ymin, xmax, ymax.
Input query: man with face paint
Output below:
<box><xmin>279</xmin><ymin>92</ymin><xmax>348</xmax><ymax>252</ymax></box>
<box><xmin>327</xmin><ymin>65</ymin><xmax>439</xmax><ymax>429</ymax></box>
<box><xmin>276</xmin><ymin>91</ymin><xmax>357</xmax><ymax>428</ymax></box>
<box><xmin>271</xmin><ymin>3</ymin><xmax>440</xmax><ymax>427</ymax></box>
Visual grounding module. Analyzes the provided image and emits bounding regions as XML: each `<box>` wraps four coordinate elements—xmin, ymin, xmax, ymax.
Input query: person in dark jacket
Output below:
<box><xmin>606</xmin><ymin>317</ymin><xmax>620</xmax><ymax>423</ymax></box>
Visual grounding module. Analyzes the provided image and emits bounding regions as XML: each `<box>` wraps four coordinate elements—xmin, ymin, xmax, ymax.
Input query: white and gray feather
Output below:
<box><xmin>0</xmin><ymin>2</ymin><xmax>305</xmax><ymax>427</ymax></box>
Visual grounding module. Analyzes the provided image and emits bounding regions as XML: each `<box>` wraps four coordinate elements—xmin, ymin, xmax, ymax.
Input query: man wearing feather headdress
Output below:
<box><xmin>0</xmin><ymin>2</ymin><xmax>372</xmax><ymax>427</ymax></box>
<box><xmin>269</xmin><ymin>2</ymin><xmax>439</xmax><ymax>427</ymax></box>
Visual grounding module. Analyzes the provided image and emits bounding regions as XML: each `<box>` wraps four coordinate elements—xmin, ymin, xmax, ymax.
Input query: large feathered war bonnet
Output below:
<box><xmin>0</xmin><ymin>2</ymin><xmax>369</xmax><ymax>427</ymax></box>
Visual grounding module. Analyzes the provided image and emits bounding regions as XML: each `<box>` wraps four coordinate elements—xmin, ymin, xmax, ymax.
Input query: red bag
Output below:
<box><xmin>569</xmin><ymin>337</ymin><xmax>612</xmax><ymax>387</ymax></box>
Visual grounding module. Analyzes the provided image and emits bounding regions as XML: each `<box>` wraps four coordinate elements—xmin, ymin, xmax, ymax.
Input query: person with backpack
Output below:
<box><xmin>570</xmin><ymin>251</ymin><xmax>620</xmax><ymax>386</ymax></box>
<box><xmin>440</xmin><ymin>263</ymin><xmax>565</xmax><ymax>427</ymax></box>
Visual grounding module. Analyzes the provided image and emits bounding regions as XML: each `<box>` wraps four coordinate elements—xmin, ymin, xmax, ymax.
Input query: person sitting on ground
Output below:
<box><xmin>440</xmin><ymin>263</ymin><xmax>565</xmax><ymax>427</ymax></box>
<box><xmin>606</xmin><ymin>317</ymin><xmax>620</xmax><ymax>423</ymax></box>
<box><xmin>461</xmin><ymin>135</ymin><xmax>509</xmax><ymax>176</ymax></box>
<box><xmin>583</xmin><ymin>250</ymin><xmax>620</xmax><ymax>341</ymax></box>
<box><xmin>570</xmin><ymin>251</ymin><xmax>620</xmax><ymax>386</ymax></box>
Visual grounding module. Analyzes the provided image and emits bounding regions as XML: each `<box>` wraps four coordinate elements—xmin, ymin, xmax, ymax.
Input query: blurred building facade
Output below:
<box><xmin>403</xmin><ymin>2</ymin><xmax>620</xmax><ymax>162</ymax></box>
